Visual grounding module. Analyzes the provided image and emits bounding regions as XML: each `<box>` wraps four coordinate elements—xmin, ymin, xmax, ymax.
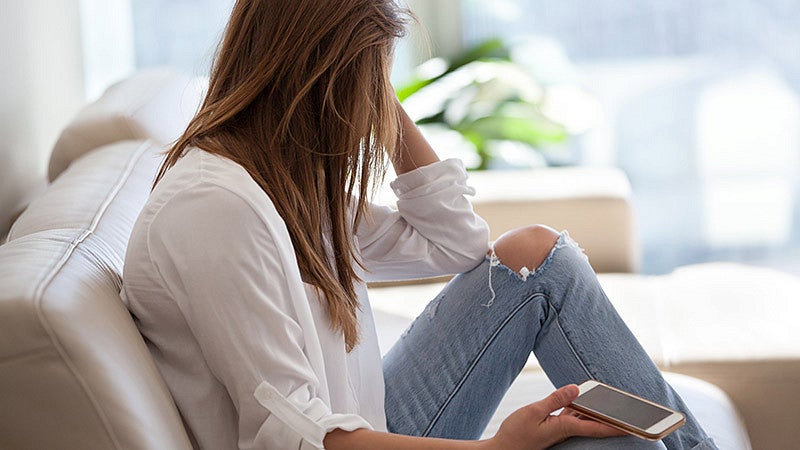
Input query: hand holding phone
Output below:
<box><xmin>569</xmin><ymin>380</ymin><xmax>686</xmax><ymax>441</ymax></box>
<box><xmin>489</xmin><ymin>384</ymin><xmax>627</xmax><ymax>450</ymax></box>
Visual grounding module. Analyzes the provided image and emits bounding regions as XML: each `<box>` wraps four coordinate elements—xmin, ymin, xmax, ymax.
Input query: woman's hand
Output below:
<box><xmin>485</xmin><ymin>384</ymin><xmax>626</xmax><ymax>450</ymax></box>
<box><xmin>324</xmin><ymin>385</ymin><xmax>624</xmax><ymax>450</ymax></box>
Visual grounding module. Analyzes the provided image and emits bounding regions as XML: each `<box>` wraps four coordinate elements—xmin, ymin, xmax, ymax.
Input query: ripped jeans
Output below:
<box><xmin>382</xmin><ymin>232</ymin><xmax>717</xmax><ymax>450</ymax></box>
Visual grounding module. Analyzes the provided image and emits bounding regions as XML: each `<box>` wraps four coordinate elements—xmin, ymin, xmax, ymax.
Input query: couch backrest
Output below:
<box><xmin>49</xmin><ymin>69</ymin><xmax>205</xmax><ymax>181</ymax></box>
<box><xmin>0</xmin><ymin>141</ymin><xmax>193</xmax><ymax>450</ymax></box>
<box><xmin>0</xmin><ymin>70</ymin><xmax>204</xmax><ymax>449</ymax></box>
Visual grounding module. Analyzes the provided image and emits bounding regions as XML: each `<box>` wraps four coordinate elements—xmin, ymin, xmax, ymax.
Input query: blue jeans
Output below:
<box><xmin>382</xmin><ymin>232</ymin><xmax>717</xmax><ymax>450</ymax></box>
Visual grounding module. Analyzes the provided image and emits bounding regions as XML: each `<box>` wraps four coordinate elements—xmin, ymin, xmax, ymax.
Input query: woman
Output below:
<box><xmin>122</xmin><ymin>0</ymin><xmax>717</xmax><ymax>449</ymax></box>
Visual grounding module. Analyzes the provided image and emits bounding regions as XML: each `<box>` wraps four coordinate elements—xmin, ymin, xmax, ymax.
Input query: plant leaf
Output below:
<box><xmin>457</xmin><ymin>115</ymin><xmax>568</xmax><ymax>147</ymax></box>
<box><xmin>396</xmin><ymin>38</ymin><xmax>512</xmax><ymax>101</ymax></box>
<box><xmin>449</xmin><ymin>38</ymin><xmax>511</xmax><ymax>72</ymax></box>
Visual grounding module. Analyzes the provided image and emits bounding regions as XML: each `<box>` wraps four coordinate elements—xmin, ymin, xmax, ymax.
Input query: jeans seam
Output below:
<box><xmin>421</xmin><ymin>293</ymin><xmax>538</xmax><ymax>437</ymax></box>
<box><xmin>548</xmin><ymin>299</ymin><xmax>594</xmax><ymax>380</ymax></box>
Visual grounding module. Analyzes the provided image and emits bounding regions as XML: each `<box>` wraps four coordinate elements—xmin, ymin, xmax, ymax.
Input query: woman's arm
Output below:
<box><xmin>355</xmin><ymin>100</ymin><xmax>489</xmax><ymax>281</ymax></box>
<box><xmin>325</xmin><ymin>385</ymin><xmax>624</xmax><ymax>450</ymax></box>
<box><xmin>326</xmin><ymin>428</ymin><xmax>483</xmax><ymax>450</ymax></box>
<box><xmin>392</xmin><ymin>100</ymin><xmax>440</xmax><ymax>174</ymax></box>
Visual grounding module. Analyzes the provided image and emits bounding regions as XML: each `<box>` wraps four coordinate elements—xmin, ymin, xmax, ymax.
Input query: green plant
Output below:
<box><xmin>397</xmin><ymin>38</ymin><xmax>570</xmax><ymax>170</ymax></box>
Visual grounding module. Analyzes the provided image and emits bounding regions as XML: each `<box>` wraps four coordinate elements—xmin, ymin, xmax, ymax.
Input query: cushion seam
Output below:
<box><xmin>29</xmin><ymin>140</ymin><xmax>152</xmax><ymax>450</ymax></box>
<box><xmin>0</xmin><ymin>345</ymin><xmax>55</xmax><ymax>366</ymax></box>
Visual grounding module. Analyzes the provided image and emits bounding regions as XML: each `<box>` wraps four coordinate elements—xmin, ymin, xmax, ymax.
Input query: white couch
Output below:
<box><xmin>2</xmin><ymin>70</ymin><xmax>796</xmax><ymax>449</ymax></box>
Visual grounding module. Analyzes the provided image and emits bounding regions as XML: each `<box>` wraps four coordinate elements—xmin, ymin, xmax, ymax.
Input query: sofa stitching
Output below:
<box><xmin>0</xmin><ymin>345</ymin><xmax>57</xmax><ymax>366</ymax></box>
<box><xmin>30</xmin><ymin>141</ymin><xmax>151</xmax><ymax>450</ymax></box>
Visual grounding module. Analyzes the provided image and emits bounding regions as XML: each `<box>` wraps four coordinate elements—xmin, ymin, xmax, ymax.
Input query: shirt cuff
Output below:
<box><xmin>254</xmin><ymin>381</ymin><xmax>373</xmax><ymax>449</ymax></box>
<box><xmin>390</xmin><ymin>158</ymin><xmax>473</xmax><ymax>199</ymax></box>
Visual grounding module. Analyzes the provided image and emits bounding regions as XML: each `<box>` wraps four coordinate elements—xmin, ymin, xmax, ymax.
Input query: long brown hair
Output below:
<box><xmin>155</xmin><ymin>0</ymin><xmax>408</xmax><ymax>351</ymax></box>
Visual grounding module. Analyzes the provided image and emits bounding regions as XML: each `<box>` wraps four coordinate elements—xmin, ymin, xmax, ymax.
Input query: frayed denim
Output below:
<box><xmin>383</xmin><ymin>232</ymin><xmax>717</xmax><ymax>450</ymax></box>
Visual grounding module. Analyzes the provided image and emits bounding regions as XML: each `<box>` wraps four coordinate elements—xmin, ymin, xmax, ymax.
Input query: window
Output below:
<box><xmin>79</xmin><ymin>0</ymin><xmax>800</xmax><ymax>275</ymax></box>
<box><xmin>130</xmin><ymin>0</ymin><xmax>235</xmax><ymax>75</ymax></box>
<box><xmin>81</xmin><ymin>0</ymin><xmax>415</xmax><ymax>95</ymax></box>
<box><xmin>80</xmin><ymin>0</ymin><xmax>233</xmax><ymax>99</ymax></box>
<box><xmin>457</xmin><ymin>0</ymin><xmax>800</xmax><ymax>274</ymax></box>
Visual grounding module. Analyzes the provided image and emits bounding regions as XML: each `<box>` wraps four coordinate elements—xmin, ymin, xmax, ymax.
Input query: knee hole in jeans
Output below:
<box><xmin>483</xmin><ymin>225</ymin><xmax>560</xmax><ymax>308</ymax></box>
<box><xmin>490</xmin><ymin>224</ymin><xmax>560</xmax><ymax>276</ymax></box>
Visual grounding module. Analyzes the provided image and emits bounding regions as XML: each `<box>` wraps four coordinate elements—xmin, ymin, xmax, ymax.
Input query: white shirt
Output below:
<box><xmin>121</xmin><ymin>148</ymin><xmax>489</xmax><ymax>449</ymax></box>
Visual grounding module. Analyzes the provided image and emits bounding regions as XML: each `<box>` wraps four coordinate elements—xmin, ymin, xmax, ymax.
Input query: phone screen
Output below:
<box><xmin>572</xmin><ymin>385</ymin><xmax>672</xmax><ymax>430</ymax></box>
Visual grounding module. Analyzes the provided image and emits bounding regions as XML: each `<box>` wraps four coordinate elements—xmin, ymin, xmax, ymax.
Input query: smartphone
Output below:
<box><xmin>569</xmin><ymin>380</ymin><xmax>686</xmax><ymax>441</ymax></box>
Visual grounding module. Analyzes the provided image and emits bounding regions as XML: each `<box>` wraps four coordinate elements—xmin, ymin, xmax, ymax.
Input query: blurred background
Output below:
<box><xmin>13</xmin><ymin>0</ymin><xmax>800</xmax><ymax>276</ymax></box>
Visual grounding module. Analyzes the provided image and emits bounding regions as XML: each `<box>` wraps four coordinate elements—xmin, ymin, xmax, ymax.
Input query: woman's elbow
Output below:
<box><xmin>449</xmin><ymin>227</ymin><xmax>491</xmax><ymax>272</ymax></box>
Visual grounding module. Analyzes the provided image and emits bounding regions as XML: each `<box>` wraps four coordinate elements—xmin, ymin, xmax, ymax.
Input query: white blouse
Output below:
<box><xmin>121</xmin><ymin>148</ymin><xmax>489</xmax><ymax>449</ymax></box>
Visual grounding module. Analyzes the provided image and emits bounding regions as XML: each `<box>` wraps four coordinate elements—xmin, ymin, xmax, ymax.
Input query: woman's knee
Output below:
<box><xmin>491</xmin><ymin>224</ymin><xmax>560</xmax><ymax>274</ymax></box>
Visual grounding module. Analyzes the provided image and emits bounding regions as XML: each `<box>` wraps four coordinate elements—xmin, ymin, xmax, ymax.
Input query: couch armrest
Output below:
<box><xmin>467</xmin><ymin>167</ymin><xmax>640</xmax><ymax>273</ymax></box>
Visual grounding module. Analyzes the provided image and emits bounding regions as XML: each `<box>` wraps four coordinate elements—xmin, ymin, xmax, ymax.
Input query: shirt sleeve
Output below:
<box><xmin>146</xmin><ymin>183</ymin><xmax>372</xmax><ymax>449</ymax></box>
<box><xmin>356</xmin><ymin>158</ymin><xmax>490</xmax><ymax>282</ymax></box>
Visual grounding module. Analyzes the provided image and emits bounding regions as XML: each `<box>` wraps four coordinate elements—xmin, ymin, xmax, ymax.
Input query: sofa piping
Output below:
<box><xmin>28</xmin><ymin>140</ymin><xmax>151</xmax><ymax>450</ymax></box>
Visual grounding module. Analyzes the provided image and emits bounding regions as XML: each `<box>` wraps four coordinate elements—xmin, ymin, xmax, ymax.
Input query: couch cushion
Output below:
<box><xmin>468</xmin><ymin>167</ymin><xmax>639</xmax><ymax>273</ymax></box>
<box><xmin>48</xmin><ymin>69</ymin><xmax>204</xmax><ymax>181</ymax></box>
<box><xmin>480</xmin><ymin>370</ymin><xmax>751</xmax><ymax>449</ymax></box>
<box><xmin>0</xmin><ymin>140</ymin><xmax>191</xmax><ymax>449</ymax></box>
<box><xmin>599</xmin><ymin>264</ymin><xmax>800</xmax><ymax>450</ymax></box>
<box><xmin>10</xmin><ymin>141</ymin><xmax>161</xmax><ymax>243</ymax></box>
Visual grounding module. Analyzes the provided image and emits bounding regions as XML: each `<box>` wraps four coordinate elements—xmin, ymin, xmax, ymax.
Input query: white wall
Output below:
<box><xmin>0</xmin><ymin>0</ymin><xmax>85</xmax><ymax>238</ymax></box>
<box><xmin>406</xmin><ymin>0</ymin><xmax>463</xmax><ymax>62</ymax></box>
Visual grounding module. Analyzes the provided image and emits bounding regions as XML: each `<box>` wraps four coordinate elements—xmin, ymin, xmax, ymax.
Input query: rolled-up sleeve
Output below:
<box><xmin>357</xmin><ymin>158</ymin><xmax>490</xmax><ymax>282</ymax></box>
<box><xmin>147</xmin><ymin>183</ymin><xmax>371</xmax><ymax>449</ymax></box>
